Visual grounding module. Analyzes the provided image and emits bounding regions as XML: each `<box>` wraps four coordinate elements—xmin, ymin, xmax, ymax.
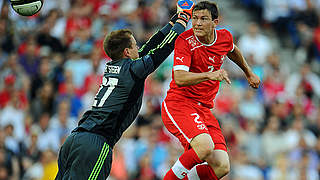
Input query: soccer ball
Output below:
<box><xmin>10</xmin><ymin>0</ymin><xmax>43</xmax><ymax>16</ymax></box>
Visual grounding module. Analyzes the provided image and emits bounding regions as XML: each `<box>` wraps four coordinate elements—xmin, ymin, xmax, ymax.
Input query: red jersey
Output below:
<box><xmin>167</xmin><ymin>28</ymin><xmax>234</xmax><ymax>108</ymax></box>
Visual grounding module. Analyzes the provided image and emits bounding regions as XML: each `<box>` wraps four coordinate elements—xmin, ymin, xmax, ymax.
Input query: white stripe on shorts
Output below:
<box><xmin>163</xmin><ymin>100</ymin><xmax>191</xmax><ymax>143</ymax></box>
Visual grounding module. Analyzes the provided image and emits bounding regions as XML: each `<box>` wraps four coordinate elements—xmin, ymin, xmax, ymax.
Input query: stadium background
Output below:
<box><xmin>0</xmin><ymin>0</ymin><xmax>319</xmax><ymax>179</ymax></box>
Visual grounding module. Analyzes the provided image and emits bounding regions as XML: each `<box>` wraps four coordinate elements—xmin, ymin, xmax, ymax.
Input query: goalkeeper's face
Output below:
<box><xmin>126</xmin><ymin>35</ymin><xmax>139</xmax><ymax>59</ymax></box>
<box><xmin>192</xmin><ymin>9</ymin><xmax>218</xmax><ymax>41</ymax></box>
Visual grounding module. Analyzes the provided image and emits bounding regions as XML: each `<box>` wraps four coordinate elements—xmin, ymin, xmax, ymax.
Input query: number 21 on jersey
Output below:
<box><xmin>92</xmin><ymin>76</ymin><xmax>118</xmax><ymax>107</ymax></box>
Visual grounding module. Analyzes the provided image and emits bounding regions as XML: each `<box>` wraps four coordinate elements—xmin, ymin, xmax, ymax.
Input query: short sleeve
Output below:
<box><xmin>225</xmin><ymin>29</ymin><xmax>234</xmax><ymax>52</ymax></box>
<box><xmin>173</xmin><ymin>36</ymin><xmax>192</xmax><ymax>72</ymax></box>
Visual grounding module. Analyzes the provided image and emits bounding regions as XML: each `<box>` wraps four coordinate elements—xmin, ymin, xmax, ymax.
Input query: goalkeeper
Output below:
<box><xmin>55</xmin><ymin>1</ymin><xmax>193</xmax><ymax>180</ymax></box>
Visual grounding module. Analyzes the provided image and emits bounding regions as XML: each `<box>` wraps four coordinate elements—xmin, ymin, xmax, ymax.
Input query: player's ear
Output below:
<box><xmin>213</xmin><ymin>18</ymin><xmax>219</xmax><ymax>25</ymax></box>
<box><xmin>123</xmin><ymin>48</ymin><xmax>130</xmax><ymax>58</ymax></box>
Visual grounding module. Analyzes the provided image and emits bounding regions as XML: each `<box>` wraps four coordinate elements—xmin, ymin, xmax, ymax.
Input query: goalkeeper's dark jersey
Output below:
<box><xmin>75</xmin><ymin>23</ymin><xmax>185</xmax><ymax>148</ymax></box>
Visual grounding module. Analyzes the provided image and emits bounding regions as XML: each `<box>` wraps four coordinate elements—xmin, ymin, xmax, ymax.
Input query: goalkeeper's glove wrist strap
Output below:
<box><xmin>177</xmin><ymin>12</ymin><xmax>190</xmax><ymax>24</ymax></box>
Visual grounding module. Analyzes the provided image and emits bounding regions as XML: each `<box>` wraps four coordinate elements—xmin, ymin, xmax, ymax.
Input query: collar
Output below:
<box><xmin>195</xmin><ymin>28</ymin><xmax>217</xmax><ymax>46</ymax></box>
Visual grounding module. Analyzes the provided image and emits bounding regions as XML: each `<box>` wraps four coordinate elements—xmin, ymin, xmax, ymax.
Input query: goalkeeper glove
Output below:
<box><xmin>177</xmin><ymin>12</ymin><xmax>191</xmax><ymax>24</ymax></box>
<box><xmin>170</xmin><ymin>13</ymin><xmax>178</xmax><ymax>24</ymax></box>
<box><xmin>177</xmin><ymin>0</ymin><xmax>194</xmax><ymax>17</ymax></box>
<box><xmin>176</xmin><ymin>0</ymin><xmax>195</xmax><ymax>23</ymax></box>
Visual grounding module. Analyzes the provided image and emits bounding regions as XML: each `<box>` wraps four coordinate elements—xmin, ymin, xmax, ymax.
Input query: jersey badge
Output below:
<box><xmin>187</xmin><ymin>36</ymin><xmax>197</xmax><ymax>47</ymax></box>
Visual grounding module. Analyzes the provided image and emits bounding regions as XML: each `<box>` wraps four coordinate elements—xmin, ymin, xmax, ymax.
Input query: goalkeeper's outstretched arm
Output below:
<box><xmin>138</xmin><ymin>14</ymin><xmax>178</xmax><ymax>57</ymax></box>
<box><xmin>147</xmin><ymin>0</ymin><xmax>194</xmax><ymax>69</ymax></box>
<box><xmin>138</xmin><ymin>0</ymin><xmax>194</xmax><ymax>57</ymax></box>
<box><xmin>130</xmin><ymin>0</ymin><xmax>194</xmax><ymax>79</ymax></box>
<box><xmin>147</xmin><ymin>16</ymin><xmax>188</xmax><ymax>70</ymax></box>
<box><xmin>131</xmin><ymin>14</ymin><xmax>189</xmax><ymax>78</ymax></box>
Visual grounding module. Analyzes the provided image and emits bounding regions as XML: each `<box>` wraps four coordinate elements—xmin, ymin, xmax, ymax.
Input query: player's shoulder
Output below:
<box><xmin>216</xmin><ymin>28</ymin><xmax>233</xmax><ymax>43</ymax></box>
<box><xmin>216</xmin><ymin>28</ymin><xmax>233</xmax><ymax>38</ymax></box>
<box><xmin>178</xmin><ymin>29</ymin><xmax>194</xmax><ymax>40</ymax></box>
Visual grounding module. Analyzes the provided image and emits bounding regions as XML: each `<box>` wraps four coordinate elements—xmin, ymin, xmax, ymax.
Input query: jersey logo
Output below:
<box><xmin>176</xmin><ymin>57</ymin><xmax>184</xmax><ymax>63</ymax></box>
<box><xmin>209</xmin><ymin>56</ymin><xmax>215</xmax><ymax>63</ymax></box>
<box><xmin>209</xmin><ymin>56</ymin><xmax>226</xmax><ymax>64</ymax></box>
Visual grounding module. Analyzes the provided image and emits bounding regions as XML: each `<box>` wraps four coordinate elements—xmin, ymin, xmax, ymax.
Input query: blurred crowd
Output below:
<box><xmin>0</xmin><ymin>0</ymin><xmax>319</xmax><ymax>179</ymax></box>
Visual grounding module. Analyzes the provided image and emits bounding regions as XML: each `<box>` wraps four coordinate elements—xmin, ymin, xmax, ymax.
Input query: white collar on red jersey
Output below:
<box><xmin>194</xmin><ymin>29</ymin><xmax>217</xmax><ymax>46</ymax></box>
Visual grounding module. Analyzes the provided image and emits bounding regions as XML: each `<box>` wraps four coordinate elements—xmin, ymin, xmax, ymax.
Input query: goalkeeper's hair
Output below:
<box><xmin>193</xmin><ymin>1</ymin><xmax>219</xmax><ymax>20</ymax></box>
<box><xmin>103</xmin><ymin>29</ymin><xmax>133</xmax><ymax>61</ymax></box>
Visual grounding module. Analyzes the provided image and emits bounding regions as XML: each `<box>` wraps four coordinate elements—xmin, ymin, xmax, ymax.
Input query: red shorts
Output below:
<box><xmin>161</xmin><ymin>95</ymin><xmax>227</xmax><ymax>152</ymax></box>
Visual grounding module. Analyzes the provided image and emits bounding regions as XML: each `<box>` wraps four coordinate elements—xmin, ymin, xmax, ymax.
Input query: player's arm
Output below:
<box><xmin>138</xmin><ymin>14</ymin><xmax>178</xmax><ymax>57</ymax></box>
<box><xmin>227</xmin><ymin>44</ymin><xmax>260</xmax><ymax>88</ymax></box>
<box><xmin>130</xmin><ymin>18</ymin><xmax>188</xmax><ymax>79</ymax></box>
<box><xmin>130</xmin><ymin>0</ymin><xmax>194</xmax><ymax>79</ymax></box>
<box><xmin>173</xmin><ymin>29</ymin><xmax>231</xmax><ymax>86</ymax></box>
<box><xmin>148</xmin><ymin>18</ymin><xmax>188</xmax><ymax>68</ymax></box>
<box><xmin>174</xmin><ymin>69</ymin><xmax>231</xmax><ymax>87</ymax></box>
<box><xmin>138</xmin><ymin>0</ymin><xmax>194</xmax><ymax>57</ymax></box>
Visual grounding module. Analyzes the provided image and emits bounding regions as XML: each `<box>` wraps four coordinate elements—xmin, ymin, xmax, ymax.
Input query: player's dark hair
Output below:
<box><xmin>103</xmin><ymin>29</ymin><xmax>133</xmax><ymax>61</ymax></box>
<box><xmin>193</xmin><ymin>1</ymin><xmax>219</xmax><ymax>20</ymax></box>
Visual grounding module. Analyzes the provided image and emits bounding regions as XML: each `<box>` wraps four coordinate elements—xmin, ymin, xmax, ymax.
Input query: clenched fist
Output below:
<box><xmin>208</xmin><ymin>69</ymin><xmax>231</xmax><ymax>84</ymax></box>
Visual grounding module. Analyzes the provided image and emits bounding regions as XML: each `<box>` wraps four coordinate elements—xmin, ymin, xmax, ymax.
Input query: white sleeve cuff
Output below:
<box><xmin>230</xmin><ymin>43</ymin><xmax>235</xmax><ymax>52</ymax></box>
<box><xmin>173</xmin><ymin>65</ymin><xmax>189</xmax><ymax>71</ymax></box>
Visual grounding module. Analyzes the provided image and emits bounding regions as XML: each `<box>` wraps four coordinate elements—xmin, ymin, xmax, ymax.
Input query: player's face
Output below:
<box><xmin>127</xmin><ymin>35</ymin><xmax>139</xmax><ymax>59</ymax></box>
<box><xmin>192</xmin><ymin>9</ymin><xmax>218</xmax><ymax>40</ymax></box>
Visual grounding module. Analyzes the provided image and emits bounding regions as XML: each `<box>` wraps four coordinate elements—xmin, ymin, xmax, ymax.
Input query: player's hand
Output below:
<box><xmin>208</xmin><ymin>69</ymin><xmax>231</xmax><ymax>84</ymax></box>
<box><xmin>246</xmin><ymin>73</ymin><xmax>260</xmax><ymax>89</ymax></box>
<box><xmin>176</xmin><ymin>0</ymin><xmax>195</xmax><ymax>24</ymax></box>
